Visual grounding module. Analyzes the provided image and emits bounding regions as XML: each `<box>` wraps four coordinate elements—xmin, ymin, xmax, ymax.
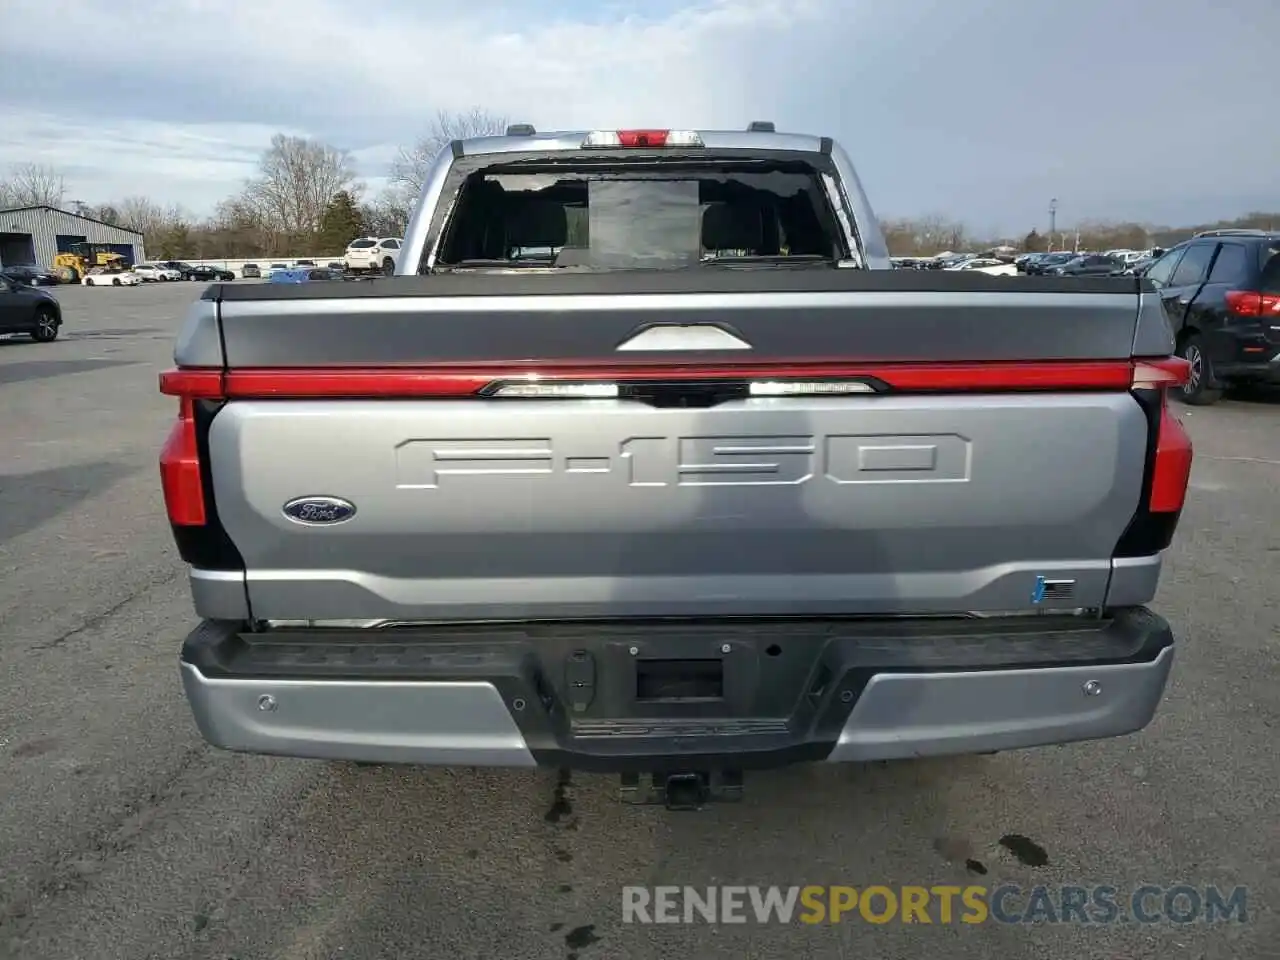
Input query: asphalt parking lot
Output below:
<box><xmin>0</xmin><ymin>281</ymin><xmax>1276</xmax><ymax>960</ymax></box>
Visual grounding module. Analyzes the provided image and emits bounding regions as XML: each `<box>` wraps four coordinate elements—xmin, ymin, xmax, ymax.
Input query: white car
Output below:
<box><xmin>83</xmin><ymin>269</ymin><xmax>142</xmax><ymax>286</ymax></box>
<box><xmin>944</xmin><ymin>257</ymin><xmax>1017</xmax><ymax>277</ymax></box>
<box><xmin>1106</xmin><ymin>249</ymin><xmax>1149</xmax><ymax>266</ymax></box>
<box><xmin>343</xmin><ymin>237</ymin><xmax>402</xmax><ymax>274</ymax></box>
<box><xmin>133</xmin><ymin>263</ymin><xmax>182</xmax><ymax>282</ymax></box>
<box><xmin>945</xmin><ymin>258</ymin><xmax>1000</xmax><ymax>271</ymax></box>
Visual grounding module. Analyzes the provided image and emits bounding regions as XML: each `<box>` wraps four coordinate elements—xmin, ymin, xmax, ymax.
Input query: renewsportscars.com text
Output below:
<box><xmin>622</xmin><ymin>884</ymin><xmax>1249</xmax><ymax>925</ymax></box>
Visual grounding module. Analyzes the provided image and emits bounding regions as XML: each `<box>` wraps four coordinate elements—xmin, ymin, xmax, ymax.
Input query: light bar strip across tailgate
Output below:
<box><xmin>160</xmin><ymin>360</ymin><xmax>1148</xmax><ymax>400</ymax></box>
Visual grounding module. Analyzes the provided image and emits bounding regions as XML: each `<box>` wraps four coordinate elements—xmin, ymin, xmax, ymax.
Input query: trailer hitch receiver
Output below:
<box><xmin>619</xmin><ymin>770</ymin><xmax>743</xmax><ymax>809</ymax></box>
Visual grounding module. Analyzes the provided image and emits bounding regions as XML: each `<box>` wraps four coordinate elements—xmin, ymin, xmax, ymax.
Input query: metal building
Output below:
<box><xmin>0</xmin><ymin>205</ymin><xmax>146</xmax><ymax>269</ymax></box>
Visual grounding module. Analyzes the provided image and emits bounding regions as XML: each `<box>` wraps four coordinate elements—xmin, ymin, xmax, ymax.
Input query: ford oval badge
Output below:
<box><xmin>282</xmin><ymin>496</ymin><xmax>356</xmax><ymax>525</ymax></box>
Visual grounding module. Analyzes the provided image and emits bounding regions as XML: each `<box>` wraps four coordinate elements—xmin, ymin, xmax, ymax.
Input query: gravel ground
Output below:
<box><xmin>0</xmin><ymin>281</ymin><xmax>1276</xmax><ymax>960</ymax></box>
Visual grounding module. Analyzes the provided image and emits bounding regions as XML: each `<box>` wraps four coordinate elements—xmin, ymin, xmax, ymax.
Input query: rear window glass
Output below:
<box><xmin>1207</xmin><ymin>244</ymin><xmax>1249</xmax><ymax>284</ymax></box>
<box><xmin>433</xmin><ymin>162</ymin><xmax>844</xmax><ymax>271</ymax></box>
<box><xmin>349</xmin><ymin>239</ymin><xmax>376</xmax><ymax>248</ymax></box>
<box><xmin>587</xmin><ymin>180</ymin><xmax>701</xmax><ymax>269</ymax></box>
<box><xmin>1259</xmin><ymin>245</ymin><xmax>1280</xmax><ymax>292</ymax></box>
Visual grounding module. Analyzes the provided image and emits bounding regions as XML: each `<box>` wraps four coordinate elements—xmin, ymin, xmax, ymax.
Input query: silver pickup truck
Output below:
<box><xmin>160</xmin><ymin>124</ymin><xmax>1193</xmax><ymax>808</ymax></box>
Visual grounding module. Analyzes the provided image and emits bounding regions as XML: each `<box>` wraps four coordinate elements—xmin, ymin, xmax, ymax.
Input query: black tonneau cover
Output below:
<box><xmin>209</xmin><ymin>269</ymin><xmax>1145</xmax><ymax>300</ymax></box>
<box><xmin>185</xmin><ymin>271</ymin><xmax>1170</xmax><ymax>370</ymax></box>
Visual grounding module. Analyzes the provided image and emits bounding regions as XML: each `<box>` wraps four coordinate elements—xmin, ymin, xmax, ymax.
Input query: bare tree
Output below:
<box><xmin>111</xmin><ymin>196</ymin><xmax>188</xmax><ymax>237</ymax></box>
<box><xmin>0</xmin><ymin>163</ymin><xmax>67</xmax><ymax>208</ymax></box>
<box><xmin>361</xmin><ymin>189</ymin><xmax>411</xmax><ymax>238</ymax></box>
<box><xmin>92</xmin><ymin>202</ymin><xmax>122</xmax><ymax>225</ymax></box>
<box><xmin>195</xmin><ymin>197</ymin><xmax>271</xmax><ymax>258</ymax></box>
<box><xmin>390</xmin><ymin>108</ymin><xmax>509</xmax><ymax>197</ymax></box>
<box><xmin>878</xmin><ymin>215</ymin><xmax>975</xmax><ymax>256</ymax></box>
<box><xmin>241</xmin><ymin>134</ymin><xmax>358</xmax><ymax>239</ymax></box>
<box><xmin>85</xmin><ymin>195</ymin><xmax>193</xmax><ymax>258</ymax></box>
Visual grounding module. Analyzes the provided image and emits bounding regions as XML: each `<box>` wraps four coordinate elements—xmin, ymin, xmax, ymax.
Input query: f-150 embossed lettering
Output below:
<box><xmin>394</xmin><ymin>435</ymin><xmax>968</xmax><ymax>488</ymax></box>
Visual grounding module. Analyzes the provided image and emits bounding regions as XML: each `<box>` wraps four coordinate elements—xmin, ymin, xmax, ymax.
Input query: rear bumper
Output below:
<box><xmin>1213</xmin><ymin>327</ymin><xmax>1280</xmax><ymax>383</ymax></box>
<box><xmin>1216</xmin><ymin>351</ymin><xmax>1280</xmax><ymax>384</ymax></box>
<box><xmin>179</xmin><ymin>610</ymin><xmax>1175</xmax><ymax>771</ymax></box>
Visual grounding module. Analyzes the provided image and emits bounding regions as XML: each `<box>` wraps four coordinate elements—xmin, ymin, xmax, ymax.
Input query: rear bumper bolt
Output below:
<box><xmin>1083</xmin><ymin>680</ymin><xmax>1102</xmax><ymax>697</ymax></box>
<box><xmin>257</xmin><ymin>694</ymin><xmax>278</xmax><ymax>712</ymax></box>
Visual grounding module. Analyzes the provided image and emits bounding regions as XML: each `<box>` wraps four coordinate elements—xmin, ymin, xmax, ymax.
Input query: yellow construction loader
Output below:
<box><xmin>52</xmin><ymin>242</ymin><xmax>127</xmax><ymax>282</ymax></box>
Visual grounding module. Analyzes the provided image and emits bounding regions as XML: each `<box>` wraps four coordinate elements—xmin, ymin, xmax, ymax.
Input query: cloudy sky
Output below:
<box><xmin>1</xmin><ymin>0</ymin><xmax>1276</xmax><ymax>232</ymax></box>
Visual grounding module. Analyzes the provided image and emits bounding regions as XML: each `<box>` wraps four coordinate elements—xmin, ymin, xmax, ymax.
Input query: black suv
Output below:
<box><xmin>0</xmin><ymin>274</ymin><xmax>62</xmax><ymax>341</ymax></box>
<box><xmin>1142</xmin><ymin>229</ymin><xmax>1280</xmax><ymax>404</ymax></box>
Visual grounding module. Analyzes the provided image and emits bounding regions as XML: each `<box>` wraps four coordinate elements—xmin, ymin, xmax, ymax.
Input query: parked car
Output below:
<box><xmin>972</xmin><ymin>262</ymin><xmax>1018</xmax><ymax>277</ymax></box>
<box><xmin>1106</xmin><ymin>250</ymin><xmax>1150</xmax><ymax>267</ymax></box>
<box><xmin>294</xmin><ymin>259</ymin><xmax>316</xmax><ymax>267</ymax></box>
<box><xmin>931</xmin><ymin>252</ymin><xmax>975</xmax><ymax>270</ymax></box>
<box><xmin>162</xmin><ymin>261</ymin><xmax>196</xmax><ymax>276</ymax></box>
<box><xmin>241</xmin><ymin>263</ymin><xmax>262</xmax><ymax>279</ymax></box>
<box><xmin>133</xmin><ymin>263</ymin><xmax>181</xmax><ymax>282</ymax></box>
<box><xmin>945</xmin><ymin>257</ymin><xmax>1004</xmax><ymax>271</ymax></box>
<box><xmin>343</xmin><ymin>236</ymin><xmax>401</xmax><ymax>275</ymax></box>
<box><xmin>1126</xmin><ymin>256</ymin><xmax>1156</xmax><ymax>276</ymax></box>
<box><xmin>266</xmin><ymin>263</ymin><xmax>289</xmax><ymax>278</ymax></box>
<box><xmin>267</xmin><ymin>266</ymin><xmax>344</xmax><ymax>283</ymax></box>
<box><xmin>183</xmin><ymin>265</ymin><xmax>236</xmax><ymax>282</ymax></box>
<box><xmin>1050</xmin><ymin>254</ymin><xmax>1123</xmax><ymax>277</ymax></box>
<box><xmin>0</xmin><ymin>272</ymin><xmax>61</xmax><ymax>341</ymax></box>
<box><xmin>160</xmin><ymin>124</ymin><xmax>1189</xmax><ymax>806</ymax></box>
<box><xmin>326</xmin><ymin>261</ymin><xmax>346</xmax><ymax>272</ymax></box>
<box><xmin>1</xmin><ymin>264</ymin><xmax>60</xmax><ymax>286</ymax></box>
<box><xmin>1025</xmin><ymin>252</ymin><xmax>1077</xmax><ymax>275</ymax></box>
<box><xmin>1018</xmin><ymin>251</ymin><xmax>1071</xmax><ymax>273</ymax></box>
<box><xmin>1141</xmin><ymin>230</ymin><xmax>1280</xmax><ymax>405</ymax></box>
<box><xmin>83</xmin><ymin>268</ymin><xmax>142</xmax><ymax>286</ymax></box>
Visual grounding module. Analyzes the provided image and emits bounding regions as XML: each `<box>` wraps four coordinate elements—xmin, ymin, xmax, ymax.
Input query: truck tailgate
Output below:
<box><xmin>169</xmin><ymin>271</ymin><xmax>1177</xmax><ymax>622</ymax></box>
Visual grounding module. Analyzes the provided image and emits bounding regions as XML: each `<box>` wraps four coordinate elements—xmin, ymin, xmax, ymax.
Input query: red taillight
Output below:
<box><xmin>583</xmin><ymin>129</ymin><xmax>704</xmax><ymax>148</ymax></box>
<box><xmin>155</xmin><ymin>360</ymin><xmax>1143</xmax><ymax>400</ymax></box>
<box><xmin>1149</xmin><ymin>394</ymin><xmax>1193</xmax><ymax>513</ymax></box>
<box><xmin>159</xmin><ymin>359</ymin><xmax>1196</xmax><ymax>402</ymax></box>
<box><xmin>159</xmin><ymin>398</ymin><xmax>206</xmax><ymax>526</ymax></box>
<box><xmin>159</xmin><ymin>368</ymin><xmax>224</xmax><ymax>399</ymax></box>
<box><xmin>1132</xmin><ymin>357</ymin><xmax>1193</xmax><ymax>515</ymax></box>
<box><xmin>1224</xmin><ymin>289</ymin><xmax>1280</xmax><ymax>317</ymax></box>
<box><xmin>618</xmin><ymin>130</ymin><xmax>667</xmax><ymax>147</ymax></box>
<box><xmin>1114</xmin><ymin>356</ymin><xmax>1194</xmax><ymax>557</ymax></box>
<box><xmin>1131</xmin><ymin>357</ymin><xmax>1191</xmax><ymax>390</ymax></box>
<box><xmin>158</xmin><ymin>369</ymin><xmax>222</xmax><ymax>526</ymax></box>
<box><xmin>224</xmin><ymin>368</ymin><xmax>487</xmax><ymax>397</ymax></box>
